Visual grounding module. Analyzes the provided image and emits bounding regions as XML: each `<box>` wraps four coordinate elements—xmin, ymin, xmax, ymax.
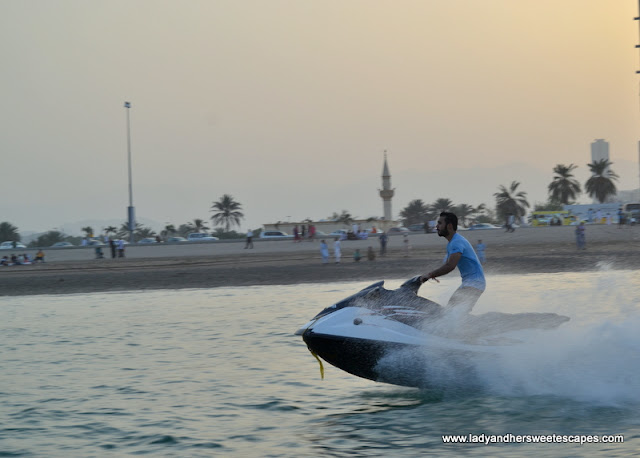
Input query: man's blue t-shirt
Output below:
<box><xmin>446</xmin><ymin>233</ymin><xmax>486</xmax><ymax>290</ymax></box>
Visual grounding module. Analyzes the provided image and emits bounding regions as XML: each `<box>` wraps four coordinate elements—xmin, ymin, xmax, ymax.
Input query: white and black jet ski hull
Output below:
<box><xmin>296</xmin><ymin>277</ymin><xmax>569</xmax><ymax>388</ymax></box>
<box><xmin>298</xmin><ymin>306</ymin><xmax>490</xmax><ymax>388</ymax></box>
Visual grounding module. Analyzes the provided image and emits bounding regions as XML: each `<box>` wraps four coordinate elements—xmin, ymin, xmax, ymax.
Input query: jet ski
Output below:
<box><xmin>295</xmin><ymin>276</ymin><xmax>570</xmax><ymax>388</ymax></box>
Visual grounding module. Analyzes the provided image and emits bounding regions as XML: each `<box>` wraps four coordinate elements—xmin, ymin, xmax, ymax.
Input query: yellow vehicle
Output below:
<box><xmin>530</xmin><ymin>211</ymin><xmax>577</xmax><ymax>227</ymax></box>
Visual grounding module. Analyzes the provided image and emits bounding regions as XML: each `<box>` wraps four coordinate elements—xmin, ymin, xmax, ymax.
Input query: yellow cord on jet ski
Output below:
<box><xmin>310</xmin><ymin>350</ymin><xmax>324</xmax><ymax>380</ymax></box>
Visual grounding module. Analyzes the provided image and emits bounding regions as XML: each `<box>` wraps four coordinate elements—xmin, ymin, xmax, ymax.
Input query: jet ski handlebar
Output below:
<box><xmin>399</xmin><ymin>275</ymin><xmax>425</xmax><ymax>294</ymax></box>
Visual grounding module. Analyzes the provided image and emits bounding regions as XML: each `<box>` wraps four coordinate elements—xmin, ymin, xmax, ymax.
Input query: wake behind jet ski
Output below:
<box><xmin>295</xmin><ymin>276</ymin><xmax>569</xmax><ymax>388</ymax></box>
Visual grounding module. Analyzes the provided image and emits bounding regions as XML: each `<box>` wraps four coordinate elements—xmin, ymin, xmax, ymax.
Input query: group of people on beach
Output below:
<box><xmin>319</xmin><ymin>239</ymin><xmax>340</xmax><ymax>264</ymax></box>
<box><xmin>1</xmin><ymin>250</ymin><xmax>45</xmax><ymax>266</ymax></box>
<box><xmin>94</xmin><ymin>239</ymin><xmax>127</xmax><ymax>259</ymax></box>
<box><xmin>319</xmin><ymin>228</ymin><xmax>389</xmax><ymax>264</ymax></box>
<box><xmin>292</xmin><ymin>224</ymin><xmax>317</xmax><ymax>242</ymax></box>
<box><xmin>319</xmin><ymin>238</ymin><xmax>379</xmax><ymax>264</ymax></box>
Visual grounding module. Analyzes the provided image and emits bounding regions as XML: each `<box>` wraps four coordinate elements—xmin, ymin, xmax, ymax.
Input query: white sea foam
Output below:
<box><xmin>475</xmin><ymin>315</ymin><xmax>640</xmax><ymax>405</ymax></box>
<box><xmin>380</xmin><ymin>270</ymin><xmax>640</xmax><ymax>405</ymax></box>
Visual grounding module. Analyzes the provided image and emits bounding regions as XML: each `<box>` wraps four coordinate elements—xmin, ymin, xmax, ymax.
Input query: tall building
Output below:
<box><xmin>378</xmin><ymin>152</ymin><xmax>395</xmax><ymax>227</ymax></box>
<box><xmin>591</xmin><ymin>139</ymin><xmax>610</xmax><ymax>165</ymax></box>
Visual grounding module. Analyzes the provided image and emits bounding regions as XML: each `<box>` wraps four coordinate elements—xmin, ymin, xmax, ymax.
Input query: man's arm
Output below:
<box><xmin>421</xmin><ymin>252</ymin><xmax>461</xmax><ymax>282</ymax></box>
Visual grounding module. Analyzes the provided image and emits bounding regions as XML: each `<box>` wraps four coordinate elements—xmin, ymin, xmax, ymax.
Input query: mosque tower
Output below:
<box><xmin>378</xmin><ymin>152</ymin><xmax>395</xmax><ymax>228</ymax></box>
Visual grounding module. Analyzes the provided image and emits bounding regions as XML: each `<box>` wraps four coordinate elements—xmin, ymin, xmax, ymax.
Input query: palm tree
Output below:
<box><xmin>116</xmin><ymin>222</ymin><xmax>144</xmax><ymax>239</ymax></box>
<box><xmin>472</xmin><ymin>205</ymin><xmax>498</xmax><ymax>224</ymax></box>
<box><xmin>431</xmin><ymin>198</ymin><xmax>454</xmax><ymax>214</ymax></box>
<box><xmin>136</xmin><ymin>227</ymin><xmax>157</xmax><ymax>238</ymax></box>
<box><xmin>585</xmin><ymin>159</ymin><xmax>619</xmax><ymax>203</ymax></box>
<box><xmin>191</xmin><ymin>218</ymin><xmax>210</xmax><ymax>233</ymax></box>
<box><xmin>548</xmin><ymin>163</ymin><xmax>581</xmax><ymax>205</ymax></box>
<box><xmin>32</xmin><ymin>230</ymin><xmax>66</xmax><ymax>248</ymax></box>
<box><xmin>161</xmin><ymin>224</ymin><xmax>177</xmax><ymax>239</ymax></box>
<box><xmin>451</xmin><ymin>203</ymin><xmax>474</xmax><ymax>227</ymax></box>
<box><xmin>399</xmin><ymin>199</ymin><xmax>429</xmax><ymax>226</ymax></box>
<box><xmin>210</xmin><ymin>194</ymin><xmax>244</xmax><ymax>232</ymax></box>
<box><xmin>177</xmin><ymin>224</ymin><xmax>193</xmax><ymax>237</ymax></box>
<box><xmin>472</xmin><ymin>203</ymin><xmax>487</xmax><ymax>218</ymax></box>
<box><xmin>494</xmin><ymin>181</ymin><xmax>530</xmax><ymax>222</ymax></box>
<box><xmin>104</xmin><ymin>226</ymin><xmax>118</xmax><ymax>237</ymax></box>
<box><xmin>81</xmin><ymin>226</ymin><xmax>94</xmax><ymax>238</ymax></box>
<box><xmin>0</xmin><ymin>222</ymin><xmax>20</xmax><ymax>241</ymax></box>
<box><xmin>329</xmin><ymin>210</ymin><xmax>354</xmax><ymax>226</ymax></box>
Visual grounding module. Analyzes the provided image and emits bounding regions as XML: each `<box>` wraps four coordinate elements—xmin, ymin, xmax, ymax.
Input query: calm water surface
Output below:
<box><xmin>1</xmin><ymin>270</ymin><xmax>640</xmax><ymax>457</ymax></box>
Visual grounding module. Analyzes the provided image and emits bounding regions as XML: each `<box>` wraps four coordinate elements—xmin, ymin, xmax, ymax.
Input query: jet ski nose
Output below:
<box><xmin>294</xmin><ymin>319</ymin><xmax>316</xmax><ymax>336</ymax></box>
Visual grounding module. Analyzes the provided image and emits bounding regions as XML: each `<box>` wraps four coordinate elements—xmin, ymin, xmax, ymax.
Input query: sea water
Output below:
<box><xmin>1</xmin><ymin>270</ymin><xmax>639</xmax><ymax>457</ymax></box>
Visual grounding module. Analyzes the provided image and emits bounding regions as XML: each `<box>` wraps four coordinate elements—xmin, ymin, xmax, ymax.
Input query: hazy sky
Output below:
<box><xmin>3</xmin><ymin>1</ymin><xmax>640</xmax><ymax>234</ymax></box>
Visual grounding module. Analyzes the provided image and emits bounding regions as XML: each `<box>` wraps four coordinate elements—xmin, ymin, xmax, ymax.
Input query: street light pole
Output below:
<box><xmin>124</xmin><ymin>101</ymin><xmax>135</xmax><ymax>244</ymax></box>
<box><xmin>635</xmin><ymin>1</ymin><xmax>640</xmax><ymax>200</ymax></box>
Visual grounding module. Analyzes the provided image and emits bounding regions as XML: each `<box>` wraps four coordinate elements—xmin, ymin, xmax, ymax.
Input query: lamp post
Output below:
<box><xmin>124</xmin><ymin>101</ymin><xmax>135</xmax><ymax>244</ymax></box>
<box><xmin>635</xmin><ymin>1</ymin><xmax>640</xmax><ymax>200</ymax></box>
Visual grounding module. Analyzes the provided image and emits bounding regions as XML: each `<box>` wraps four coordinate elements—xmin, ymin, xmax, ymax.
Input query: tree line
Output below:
<box><xmin>1</xmin><ymin>194</ymin><xmax>246</xmax><ymax>247</ymax></box>
<box><xmin>399</xmin><ymin>159</ymin><xmax>620</xmax><ymax>226</ymax></box>
<box><xmin>0</xmin><ymin>160</ymin><xmax>624</xmax><ymax>245</ymax></box>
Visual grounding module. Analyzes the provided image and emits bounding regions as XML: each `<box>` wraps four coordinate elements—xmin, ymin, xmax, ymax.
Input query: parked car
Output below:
<box><xmin>87</xmin><ymin>239</ymin><xmax>105</xmax><ymax>246</ymax></box>
<box><xmin>0</xmin><ymin>241</ymin><xmax>27</xmax><ymax>249</ymax></box>
<box><xmin>407</xmin><ymin>223</ymin><xmax>428</xmax><ymax>232</ymax></box>
<box><xmin>328</xmin><ymin>229</ymin><xmax>348</xmax><ymax>238</ymax></box>
<box><xmin>167</xmin><ymin>236</ymin><xmax>188</xmax><ymax>243</ymax></box>
<box><xmin>387</xmin><ymin>227</ymin><xmax>410</xmax><ymax>235</ymax></box>
<box><xmin>467</xmin><ymin>223</ymin><xmax>501</xmax><ymax>230</ymax></box>
<box><xmin>187</xmin><ymin>233</ymin><xmax>219</xmax><ymax>242</ymax></box>
<box><xmin>259</xmin><ymin>230</ymin><xmax>292</xmax><ymax>239</ymax></box>
<box><xmin>137</xmin><ymin>238</ymin><xmax>158</xmax><ymax>244</ymax></box>
<box><xmin>51</xmin><ymin>241</ymin><xmax>75</xmax><ymax>248</ymax></box>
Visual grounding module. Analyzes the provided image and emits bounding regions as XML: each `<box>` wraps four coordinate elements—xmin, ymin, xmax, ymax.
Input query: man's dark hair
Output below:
<box><xmin>440</xmin><ymin>212</ymin><xmax>458</xmax><ymax>231</ymax></box>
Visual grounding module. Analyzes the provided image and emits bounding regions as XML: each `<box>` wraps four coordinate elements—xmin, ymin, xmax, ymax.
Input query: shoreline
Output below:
<box><xmin>1</xmin><ymin>236</ymin><xmax>639</xmax><ymax>296</ymax></box>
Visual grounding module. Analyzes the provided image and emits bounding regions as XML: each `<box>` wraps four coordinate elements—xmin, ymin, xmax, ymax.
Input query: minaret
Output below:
<box><xmin>379</xmin><ymin>151</ymin><xmax>395</xmax><ymax>228</ymax></box>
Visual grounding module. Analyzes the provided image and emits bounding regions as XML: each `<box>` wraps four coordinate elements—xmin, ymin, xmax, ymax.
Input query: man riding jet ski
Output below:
<box><xmin>295</xmin><ymin>276</ymin><xmax>569</xmax><ymax>388</ymax></box>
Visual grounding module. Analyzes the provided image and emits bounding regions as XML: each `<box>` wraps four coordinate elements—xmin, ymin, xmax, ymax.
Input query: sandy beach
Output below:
<box><xmin>1</xmin><ymin>225</ymin><xmax>639</xmax><ymax>297</ymax></box>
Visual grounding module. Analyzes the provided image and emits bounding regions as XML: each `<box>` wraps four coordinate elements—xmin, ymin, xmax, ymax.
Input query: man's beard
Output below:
<box><xmin>438</xmin><ymin>227</ymin><xmax>449</xmax><ymax>237</ymax></box>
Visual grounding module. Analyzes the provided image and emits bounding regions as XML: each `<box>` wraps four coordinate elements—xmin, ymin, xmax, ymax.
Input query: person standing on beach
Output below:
<box><xmin>117</xmin><ymin>239</ymin><xmax>125</xmax><ymax>258</ymax></box>
<box><xmin>333</xmin><ymin>238</ymin><xmax>341</xmax><ymax>264</ymax></box>
<box><xmin>575</xmin><ymin>221</ymin><xmax>586</xmax><ymax>250</ymax></box>
<box><xmin>617</xmin><ymin>207</ymin><xmax>625</xmax><ymax>228</ymax></box>
<box><xmin>245</xmin><ymin>229</ymin><xmax>254</xmax><ymax>249</ymax></box>
<box><xmin>320</xmin><ymin>240</ymin><xmax>329</xmax><ymax>264</ymax></box>
<box><xmin>420</xmin><ymin>212</ymin><xmax>486</xmax><ymax>313</ymax></box>
<box><xmin>379</xmin><ymin>231</ymin><xmax>388</xmax><ymax>257</ymax></box>
<box><xmin>505</xmin><ymin>213</ymin><xmax>515</xmax><ymax>232</ymax></box>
